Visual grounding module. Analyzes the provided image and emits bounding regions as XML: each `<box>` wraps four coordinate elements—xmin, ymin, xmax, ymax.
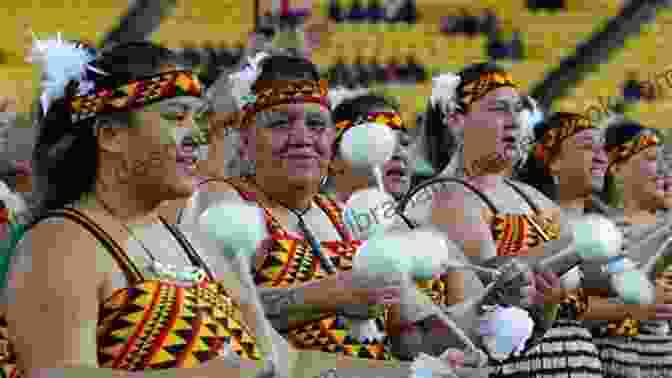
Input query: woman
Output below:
<box><xmin>589</xmin><ymin>119</ymin><xmax>672</xmax><ymax>378</ymax></box>
<box><xmin>515</xmin><ymin>112</ymin><xmax>611</xmax><ymax>377</ymax></box>
<box><xmin>181</xmin><ymin>53</ymin><xmax>479</xmax><ymax>364</ymax></box>
<box><xmin>0</xmin><ymin>39</ymin><xmax>293</xmax><ymax>378</ymax></box>
<box><xmin>414</xmin><ymin>63</ymin><xmax>591</xmax><ymax>377</ymax></box>
<box><xmin>326</xmin><ymin>93</ymin><xmax>415</xmax><ymax>203</ymax></box>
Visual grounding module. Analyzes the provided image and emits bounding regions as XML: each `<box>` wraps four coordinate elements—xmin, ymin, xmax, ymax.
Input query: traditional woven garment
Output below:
<box><xmin>0</xmin><ymin>208</ymin><xmax>261</xmax><ymax>378</ymax></box>
<box><xmin>590</xmin><ymin>215</ymin><xmax>672</xmax><ymax>378</ymax></box>
<box><xmin>224</xmin><ymin>176</ymin><xmax>392</xmax><ymax>360</ymax></box>
<box><xmin>443</xmin><ymin>178</ymin><xmax>603</xmax><ymax>378</ymax></box>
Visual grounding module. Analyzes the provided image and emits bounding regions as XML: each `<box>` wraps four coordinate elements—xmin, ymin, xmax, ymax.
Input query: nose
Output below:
<box><xmin>287</xmin><ymin>120</ymin><xmax>316</xmax><ymax>146</ymax></box>
<box><xmin>593</xmin><ymin>145</ymin><xmax>608</xmax><ymax>165</ymax></box>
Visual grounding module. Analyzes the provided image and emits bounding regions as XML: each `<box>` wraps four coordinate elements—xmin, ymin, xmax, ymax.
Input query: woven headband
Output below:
<box><xmin>534</xmin><ymin>114</ymin><xmax>595</xmax><ymax>169</ymax></box>
<box><xmin>68</xmin><ymin>70</ymin><xmax>203</xmax><ymax>123</ymax></box>
<box><xmin>240</xmin><ymin>79</ymin><xmax>330</xmax><ymax>127</ymax></box>
<box><xmin>459</xmin><ymin>71</ymin><xmax>517</xmax><ymax>110</ymax></box>
<box><xmin>334</xmin><ymin>111</ymin><xmax>405</xmax><ymax>146</ymax></box>
<box><xmin>606</xmin><ymin>129</ymin><xmax>660</xmax><ymax>168</ymax></box>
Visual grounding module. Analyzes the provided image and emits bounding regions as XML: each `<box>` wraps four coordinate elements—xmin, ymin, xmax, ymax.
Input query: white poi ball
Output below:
<box><xmin>339</xmin><ymin>122</ymin><xmax>397</xmax><ymax>168</ymax></box>
<box><xmin>405</xmin><ymin>228</ymin><xmax>452</xmax><ymax>280</ymax></box>
<box><xmin>198</xmin><ymin>201</ymin><xmax>267</xmax><ymax>260</ymax></box>
<box><xmin>571</xmin><ymin>214</ymin><xmax>623</xmax><ymax>260</ymax></box>
<box><xmin>343</xmin><ymin>188</ymin><xmax>397</xmax><ymax>240</ymax></box>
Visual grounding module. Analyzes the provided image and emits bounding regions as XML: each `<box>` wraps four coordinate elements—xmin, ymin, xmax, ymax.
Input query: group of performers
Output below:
<box><xmin>0</xmin><ymin>29</ymin><xmax>672</xmax><ymax>378</ymax></box>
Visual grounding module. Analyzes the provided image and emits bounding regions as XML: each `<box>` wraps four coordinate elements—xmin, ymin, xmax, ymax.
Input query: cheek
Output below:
<box><xmin>639</xmin><ymin>159</ymin><xmax>657</xmax><ymax>178</ymax></box>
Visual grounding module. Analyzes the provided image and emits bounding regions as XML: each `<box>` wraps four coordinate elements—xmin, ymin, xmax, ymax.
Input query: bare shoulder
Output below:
<box><xmin>2</xmin><ymin>215</ymin><xmax>105</xmax><ymax>313</ymax></box>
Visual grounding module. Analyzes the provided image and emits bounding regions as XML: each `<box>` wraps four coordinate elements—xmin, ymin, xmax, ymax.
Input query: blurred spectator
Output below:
<box><xmin>441</xmin><ymin>8</ymin><xmax>491</xmax><ymax>37</ymax></box>
<box><xmin>328</xmin><ymin>57</ymin><xmax>352</xmax><ymax>87</ymax></box>
<box><xmin>347</xmin><ymin>0</ymin><xmax>366</xmax><ymax>22</ymax></box>
<box><xmin>367</xmin><ymin>0</ymin><xmax>384</xmax><ymax>22</ymax></box>
<box><xmin>368</xmin><ymin>56</ymin><xmax>386</xmax><ymax>83</ymax></box>
<box><xmin>328</xmin><ymin>0</ymin><xmax>344</xmax><ymax>22</ymax></box>
<box><xmin>180</xmin><ymin>41</ymin><xmax>202</xmax><ymax>67</ymax></box>
<box><xmin>527</xmin><ymin>0</ymin><xmax>566</xmax><ymax>11</ymax></box>
<box><xmin>480</xmin><ymin>9</ymin><xmax>498</xmax><ymax>36</ymax></box>
<box><xmin>510</xmin><ymin>29</ymin><xmax>524</xmax><ymax>61</ymax></box>
<box><xmin>487</xmin><ymin>29</ymin><xmax>512</xmax><ymax>61</ymax></box>
<box><xmin>623</xmin><ymin>71</ymin><xmax>643</xmax><ymax>102</ymax></box>
<box><xmin>215</xmin><ymin>41</ymin><xmax>238</xmax><ymax>67</ymax></box>
<box><xmin>398</xmin><ymin>0</ymin><xmax>417</xmax><ymax>24</ymax></box>
<box><xmin>399</xmin><ymin>54</ymin><xmax>426</xmax><ymax>83</ymax></box>
<box><xmin>352</xmin><ymin>56</ymin><xmax>372</xmax><ymax>87</ymax></box>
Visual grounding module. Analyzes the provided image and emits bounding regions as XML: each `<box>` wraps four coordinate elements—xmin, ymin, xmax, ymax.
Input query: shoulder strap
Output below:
<box><xmin>158</xmin><ymin>216</ymin><xmax>216</xmax><ymax>282</ymax></box>
<box><xmin>404</xmin><ymin>176</ymin><xmax>500</xmax><ymax>215</ymax></box>
<box><xmin>503</xmin><ymin>179</ymin><xmax>540</xmax><ymax>214</ymax></box>
<box><xmin>31</xmin><ymin>208</ymin><xmax>145</xmax><ymax>285</ymax></box>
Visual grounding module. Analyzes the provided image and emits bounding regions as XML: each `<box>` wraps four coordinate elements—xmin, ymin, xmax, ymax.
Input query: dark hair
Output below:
<box><xmin>332</xmin><ymin>93</ymin><xmax>400</xmax><ymax>125</ymax></box>
<box><xmin>256</xmin><ymin>54</ymin><xmax>320</xmax><ymax>83</ymax></box>
<box><xmin>421</xmin><ymin>62</ymin><xmax>510</xmax><ymax>176</ymax></box>
<box><xmin>601</xmin><ymin>118</ymin><xmax>660</xmax><ymax>206</ymax></box>
<box><xmin>32</xmin><ymin>41</ymin><xmax>181</xmax><ymax>215</ymax></box>
<box><xmin>516</xmin><ymin>112</ymin><xmax>584</xmax><ymax>200</ymax></box>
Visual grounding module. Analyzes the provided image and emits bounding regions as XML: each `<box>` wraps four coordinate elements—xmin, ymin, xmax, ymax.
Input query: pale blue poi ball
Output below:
<box><xmin>353</xmin><ymin>230</ymin><xmax>449</xmax><ymax>280</ymax></box>
<box><xmin>572</xmin><ymin>214</ymin><xmax>623</xmax><ymax>260</ymax></box>
<box><xmin>339</xmin><ymin>122</ymin><xmax>397</xmax><ymax>168</ymax></box>
<box><xmin>198</xmin><ymin>201</ymin><xmax>268</xmax><ymax>259</ymax></box>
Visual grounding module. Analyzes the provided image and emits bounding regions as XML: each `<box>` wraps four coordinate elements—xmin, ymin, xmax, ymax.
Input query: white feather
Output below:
<box><xmin>228</xmin><ymin>52</ymin><xmax>269</xmax><ymax>110</ymax></box>
<box><xmin>29</xmin><ymin>33</ymin><xmax>97</xmax><ymax>114</ymax></box>
<box><xmin>328</xmin><ymin>87</ymin><xmax>370</xmax><ymax>110</ymax></box>
<box><xmin>430</xmin><ymin>73</ymin><xmax>461</xmax><ymax>116</ymax></box>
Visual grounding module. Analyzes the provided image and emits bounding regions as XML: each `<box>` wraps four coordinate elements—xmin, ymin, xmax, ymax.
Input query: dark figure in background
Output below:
<box><xmin>369</xmin><ymin>55</ymin><xmax>386</xmax><ymax>83</ymax></box>
<box><xmin>367</xmin><ymin>0</ymin><xmax>384</xmax><ymax>22</ymax></box>
<box><xmin>623</xmin><ymin>71</ymin><xmax>643</xmax><ymax>103</ymax></box>
<box><xmin>486</xmin><ymin>29</ymin><xmax>511</xmax><ymax>61</ymax></box>
<box><xmin>400</xmin><ymin>54</ymin><xmax>426</xmax><ymax>83</ymax></box>
<box><xmin>347</xmin><ymin>0</ymin><xmax>366</xmax><ymax>22</ymax></box>
<box><xmin>352</xmin><ymin>56</ymin><xmax>372</xmax><ymax>87</ymax></box>
<box><xmin>480</xmin><ymin>9</ymin><xmax>498</xmax><ymax>36</ymax></box>
<box><xmin>510</xmin><ymin>30</ymin><xmax>524</xmax><ymax>61</ymax></box>
<box><xmin>328</xmin><ymin>0</ymin><xmax>344</xmax><ymax>22</ymax></box>
<box><xmin>328</xmin><ymin>57</ymin><xmax>353</xmax><ymax>87</ymax></box>
<box><xmin>527</xmin><ymin>0</ymin><xmax>566</xmax><ymax>11</ymax></box>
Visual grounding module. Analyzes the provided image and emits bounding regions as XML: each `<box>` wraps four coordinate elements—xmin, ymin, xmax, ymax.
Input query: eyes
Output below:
<box><xmin>267</xmin><ymin>117</ymin><xmax>331</xmax><ymax>129</ymax></box>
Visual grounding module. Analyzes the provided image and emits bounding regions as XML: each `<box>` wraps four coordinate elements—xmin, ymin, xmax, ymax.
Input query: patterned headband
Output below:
<box><xmin>68</xmin><ymin>70</ymin><xmax>203</xmax><ymax>123</ymax></box>
<box><xmin>459</xmin><ymin>71</ymin><xmax>517</xmax><ymax>111</ymax></box>
<box><xmin>334</xmin><ymin>111</ymin><xmax>405</xmax><ymax>146</ymax></box>
<box><xmin>534</xmin><ymin>114</ymin><xmax>595</xmax><ymax>169</ymax></box>
<box><xmin>606</xmin><ymin>129</ymin><xmax>660</xmax><ymax>168</ymax></box>
<box><xmin>240</xmin><ymin>79</ymin><xmax>330</xmax><ymax>127</ymax></box>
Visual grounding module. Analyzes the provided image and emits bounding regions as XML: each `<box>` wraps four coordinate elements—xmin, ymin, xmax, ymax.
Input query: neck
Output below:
<box><xmin>253</xmin><ymin>173</ymin><xmax>317</xmax><ymax>210</ymax></box>
<box><xmin>556</xmin><ymin>180</ymin><xmax>590</xmax><ymax>211</ymax></box>
<box><xmin>92</xmin><ymin>167</ymin><xmax>161</xmax><ymax>224</ymax></box>
<box><xmin>622</xmin><ymin>190</ymin><xmax>657</xmax><ymax>224</ymax></box>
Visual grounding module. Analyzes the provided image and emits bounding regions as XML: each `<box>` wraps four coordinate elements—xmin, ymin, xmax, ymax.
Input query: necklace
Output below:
<box><xmin>95</xmin><ymin>198</ymin><xmax>206</xmax><ymax>283</ymax></box>
<box><xmin>249</xmin><ymin>178</ymin><xmax>337</xmax><ymax>274</ymax></box>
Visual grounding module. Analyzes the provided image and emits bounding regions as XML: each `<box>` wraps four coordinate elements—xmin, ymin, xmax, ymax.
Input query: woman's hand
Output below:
<box><xmin>656</xmin><ymin>271</ymin><xmax>672</xmax><ymax>304</ymax></box>
<box><xmin>531</xmin><ymin>271</ymin><xmax>562</xmax><ymax>306</ymax></box>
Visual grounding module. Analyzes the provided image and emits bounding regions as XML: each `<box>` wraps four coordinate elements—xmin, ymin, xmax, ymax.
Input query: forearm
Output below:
<box><xmin>580</xmin><ymin>296</ymin><xmax>653</xmax><ymax>322</ymax></box>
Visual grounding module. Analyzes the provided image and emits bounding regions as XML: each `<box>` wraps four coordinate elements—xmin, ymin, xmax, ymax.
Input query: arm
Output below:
<box><xmin>3</xmin><ymin>219</ymin><xmax>266</xmax><ymax>378</ymax></box>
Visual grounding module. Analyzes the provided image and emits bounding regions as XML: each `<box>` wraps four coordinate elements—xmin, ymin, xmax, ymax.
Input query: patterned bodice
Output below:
<box><xmin>224</xmin><ymin>177</ymin><xmax>392</xmax><ymax>360</ymax></box>
<box><xmin>0</xmin><ymin>208</ymin><xmax>261</xmax><ymax>378</ymax></box>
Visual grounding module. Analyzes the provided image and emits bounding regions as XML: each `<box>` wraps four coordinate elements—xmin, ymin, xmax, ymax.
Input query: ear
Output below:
<box><xmin>95</xmin><ymin>121</ymin><xmax>127</xmax><ymax>154</ymax></box>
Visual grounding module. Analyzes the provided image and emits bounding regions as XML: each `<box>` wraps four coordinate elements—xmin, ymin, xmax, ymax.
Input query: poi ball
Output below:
<box><xmin>198</xmin><ymin>201</ymin><xmax>267</xmax><ymax>259</ymax></box>
<box><xmin>405</xmin><ymin>229</ymin><xmax>452</xmax><ymax>280</ymax></box>
<box><xmin>611</xmin><ymin>269</ymin><xmax>655</xmax><ymax>305</ymax></box>
<box><xmin>344</xmin><ymin>188</ymin><xmax>397</xmax><ymax>240</ymax></box>
<box><xmin>571</xmin><ymin>214</ymin><xmax>623</xmax><ymax>260</ymax></box>
<box><xmin>353</xmin><ymin>233</ymin><xmax>414</xmax><ymax>277</ymax></box>
<box><xmin>339</xmin><ymin>122</ymin><xmax>396</xmax><ymax>169</ymax></box>
<box><xmin>479</xmin><ymin>306</ymin><xmax>534</xmax><ymax>359</ymax></box>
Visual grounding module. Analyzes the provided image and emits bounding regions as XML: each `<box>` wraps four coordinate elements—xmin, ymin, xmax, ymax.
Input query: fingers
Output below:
<box><xmin>441</xmin><ymin>349</ymin><xmax>466</xmax><ymax>368</ymax></box>
<box><xmin>369</xmin><ymin>287</ymin><xmax>402</xmax><ymax>305</ymax></box>
<box><xmin>654</xmin><ymin>304</ymin><xmax>672</xmax><ymax>320</ymax></box>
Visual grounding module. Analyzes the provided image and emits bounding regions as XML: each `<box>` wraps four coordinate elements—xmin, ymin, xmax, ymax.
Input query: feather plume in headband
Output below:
<box><xmin>328</xmin><ymin>86</ymin><xmax>370</xmax><ymax>110</ymax></box>
<box><xmin>228</xmin><ymin>52</ymin><xmax>269</xmax><ymax>110</ymax></box>
<box><xmin>29</xmin><ymin>32</ymin><xmax>102</xmax><ymax>115</ymax></box>
<box><xmin>430</xmin><ymin>73</ymin><xmax>461</xmax><ymax>118</ymax></box>
<box><xmin>606</xmin><ymin>127</ymin><xmax>660</xmax><ymax>168</ymax></box>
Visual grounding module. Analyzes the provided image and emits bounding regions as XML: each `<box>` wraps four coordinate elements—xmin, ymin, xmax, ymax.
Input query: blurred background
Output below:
<box><xmin>2</xmin><ymin>0</ymin><xmax>672</xmax><ymax>131</ymax></box>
